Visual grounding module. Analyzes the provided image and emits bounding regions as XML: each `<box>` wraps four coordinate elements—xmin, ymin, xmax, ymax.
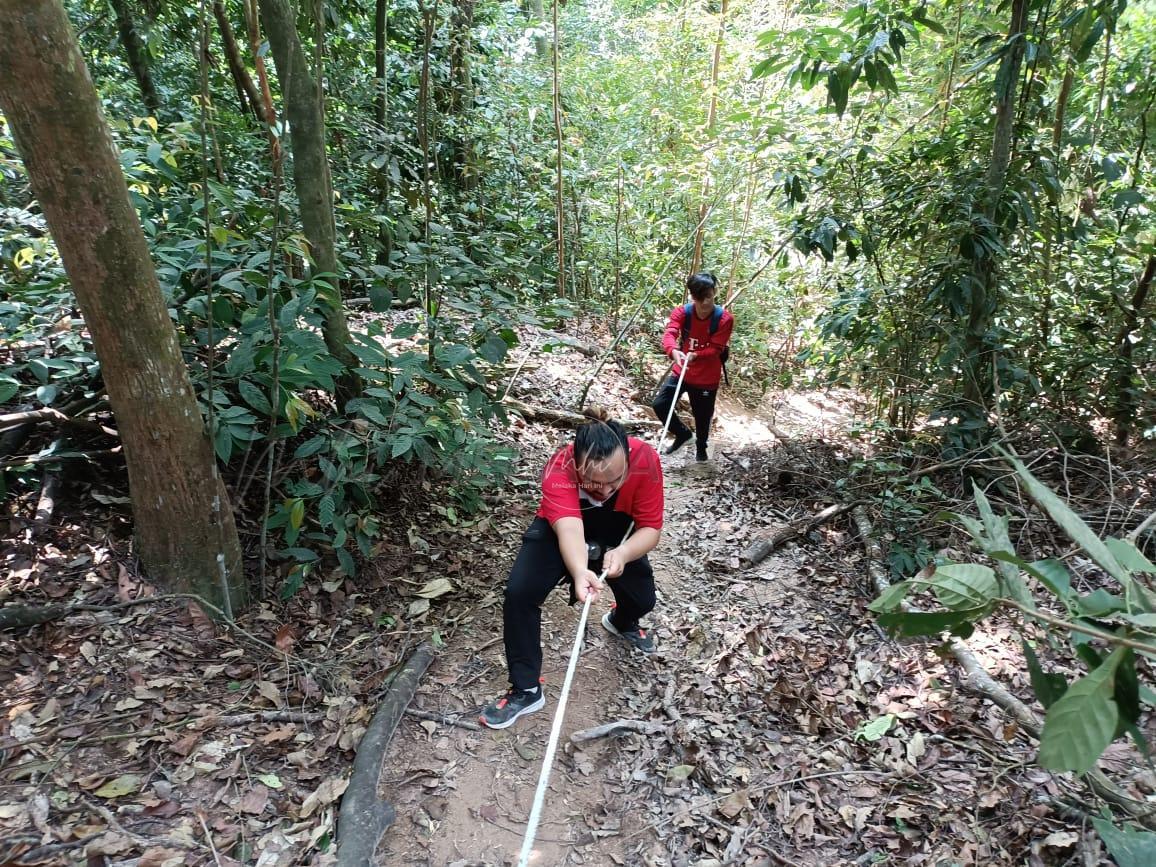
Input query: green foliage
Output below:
<box><xmin>870</xmin><ymin>455</ymin><xmax>1156</xmax><ymax>779</ymax></box>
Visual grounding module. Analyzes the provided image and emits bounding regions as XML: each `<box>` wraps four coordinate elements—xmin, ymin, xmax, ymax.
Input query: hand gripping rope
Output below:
<box><xmin>516</xmin><ymin>519</ymin><xmax>635</xmax><ymax>867</ymax></box>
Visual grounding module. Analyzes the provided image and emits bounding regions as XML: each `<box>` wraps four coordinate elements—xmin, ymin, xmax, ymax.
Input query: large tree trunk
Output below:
<box><xmin>961</xmin><ymin>0</ymin><xmax>1028</xmax><ymax>415</ymax></box>
<box><xmin>0</xmin><ymin>0</ymin><xmax>245</xmax><ymax>613</ymax></box>
<box><xmin>257</xmin><ymin>0</ymin><xmax>361</xmax><ymax>400</ymax></box>
<box><xmin>109</xmin><ymin>0</ymin><xmax>161</xmax><ymax>116</ymax></box>
<box><xmin>213</xmin><ymin>0</ymin><xmax>263</xmax><ymax>121</ymax></box>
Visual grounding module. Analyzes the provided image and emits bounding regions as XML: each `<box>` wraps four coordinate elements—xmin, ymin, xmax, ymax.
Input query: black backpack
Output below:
<box><xmin>681</xmin><ymin>303</ymin><xmax>730</xmax><ymax>381</ymax></box>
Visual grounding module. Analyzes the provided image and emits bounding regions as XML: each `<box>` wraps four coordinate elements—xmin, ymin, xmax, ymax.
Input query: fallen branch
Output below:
<box><xmin>537</xmin><ymin>329</ymin><xmax>601</xmax><ymax>357</ymax></box>
<box><xmin>740</xmin><ymin>503</ymin><xmax>853</xmax><ymax>568</ymax></box>
<box><xmin>851</xmin><ymin>504</ymin><xmax>1156</xmax><ymax>831</ymax></box>
<box><xmin>503</xmin><ymin>397</ymin><xmax>659</xmax><ymax>430</ymax></box>
<box><xmin>404</xmin><ymin>707</ymin><xmax>482</xmax><ymax>732</ymax></box>
<box><xmin>569</xmin><ymin>718</ymin><xmax>667</xmax><ymax>745</ymax></box>
<box><xmin>0</xmin><ymin>407</ymin><xmax>69</xmax><ymax>432</ymax></box>
<box><xmin>338</xmin><ymin>642</ymin><xmax>436</xmax><ymax>867</ymax></box>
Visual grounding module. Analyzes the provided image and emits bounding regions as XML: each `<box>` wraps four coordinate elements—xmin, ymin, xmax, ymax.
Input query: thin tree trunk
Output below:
<box><xmin>551</xmin><ymin>0</ymin><xmax>565</xmax><ymax>297</ymax></box>
<box><xmin>417</xmin><ymin>0</ymin><xmax>438</xmax><ymax>365</ymax></box>
<box><xmin>257</xmin><ymin>0</ymin><xmax>361</xmax><ymax>399</ymax></box>
<box><xmin>109</xmin><ymin>0</ymin><xmax>161</xmax><ymax>116</ymax></box>
<box><xmin>0</xmin><ymin>0</ymin><xmax>244</xmax><ymax>613</ymax></box>
<box><xmin>530</xmin><ymin>0</ymin><xmax>549</xmax><ymax>59</ymax></box>
<box><xmin>1112</xmin><ymin>256</ymin><xmax>1154</xmax><ymax>447</ymax></box>
<box><xmin>447</xmin><ymin>0</ymin><xmax>477</xmax><ymax>189</ymax></box>
<box><xmin>243</xmin><ymin>0</ymin><xmax>277</xmax><ymax>128</ymax></box>
<box><xmin>962</xmin><ymin>0</ymin><xmax>1028</xmax><ymax>414</ymax></box>
<box><xmin>213</xmin><ymin>0</ymin><xmax>262</xmax><ymax>121</ymax></box>
<box><xmin>375</xmin><ymin>0</ymin><xmax>387</xmax><ymax>127</ymax></box>
<box><xmin>690</xmin><ymin>0</ymin><xmax>728</xmax><ymax>276</ymax></box>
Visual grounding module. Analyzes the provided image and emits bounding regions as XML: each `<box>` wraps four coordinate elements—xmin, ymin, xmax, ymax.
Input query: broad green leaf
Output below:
<box><xmin>931</xmin><ymin>563</ymin><xmax>998</xmax><ymax>610</ymax></box>
<box><xmin>1092</xmin><ymin>818</ymin><xmax>1156</xmax><ymax>867</ymax></box>
<box><xmin>318</xmin><ymin>494</ymin><xmax>336</xmax><ymax>529</ymax></box>
<box><xmin>1105</xmin><ymin>538</ymin><xmax>1156</xmax><ymax>574</ymax></box>
<box><xmin>868</xmin><ymin>581</ymin><xmax>910</xmax><ymax>613</ymax></box>
<box><xmin>854</xmin><ymin>714</ymin><xmax>894</xmax><ymax>742</ymax></box>
<box><xmin>94</xmin><ymin>774</ymin><xmax>141</xmax><ymax>799</ymax></box>
<box><xmin>0</xmin><ymin>376</ymin><xmax>20</xmax><ymax>403</ymax></box>
<box><xmin>391</xmin><ymin>435</ymin><xmax>413</xmax><ymax>459</ymax></box>
<box><xmin>973</xmin><ymin>488</ymin><xmax>1033</xmax><ymax>606</ymax></box>
<box><xmin>1023</xmin><ymin>559</ymin><xmax>1074</xmax><ymax>603</ymax></box>
<box><xmin>998</xmin><ymin>449</ymin><xmax>1132</xmax><ymax>590</ymax></box>
<box><xmin>289</xmin><ymin>498</ymin><xmax>305</xmax><ymax>531</ymax></box>
<box><xmin>1022</xmin><ymin>640</ymin><xmax>1067</xmax><ymax>708</ymax></box>
<box><xmin>877</xmin><ymin>607</ymin><xmax>985</xmax><ymax>637</ymax></box>
<box><xmin>1076</xmin><ymin>589</ymin><xmax>1125</xmax><ymax>617</ymax></box>
<box><xmin>1038</xmin><ymin>648</ymin><xmax>1125</xmax><ymax>773</ymax></box>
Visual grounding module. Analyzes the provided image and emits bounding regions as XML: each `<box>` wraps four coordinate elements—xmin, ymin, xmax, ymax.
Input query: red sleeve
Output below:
<box><xmin>693</xmin><ymin>310</ymin><xmax>733</xmax><ymax>361</ymax></box>
<box><xmin>661</xmin><ymin>306</ymin><xmax>685</xmax><ymax>358</ymax></box>
<box><xmin>626</xmin><ymin>439</ymin><xmax>664</xmax><ymax>530</ymax></box>
<box><xmin>536</xmin><ymin>445</ymin><xmax>581</xmax><ymax>524</ymax></box>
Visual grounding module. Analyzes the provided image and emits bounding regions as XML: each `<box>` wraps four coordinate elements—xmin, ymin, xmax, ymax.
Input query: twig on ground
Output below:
<box><xmin>405</xmin><ymin>707</ymin><xmax>482</xmax><ymax>732</ymax></box>
<box><xmin>569</xmin><ymin>719</ymin><xmax>666</xmax><ymax>745</ymax></box>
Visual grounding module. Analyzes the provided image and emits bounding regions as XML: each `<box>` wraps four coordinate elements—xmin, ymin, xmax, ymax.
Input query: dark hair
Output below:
<box><xmin>575</xmin><ymin>407</ymin><xmax>629</xmax><ymax>465</ymax></box>
<box><xmin>686</xmin><ymin>272</ymin><xmax>718</xmax><ymax>301</ymax></box>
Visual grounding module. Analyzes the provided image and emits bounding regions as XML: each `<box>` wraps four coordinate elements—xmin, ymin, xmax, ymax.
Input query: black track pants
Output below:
<box><xmin>503</xmin><ymin>517</ymin><xmax>656</xmax><ymax>691</ymax></box>
<box><xmin>652</xmin><ymin>375</ymin><xmax>718</xmax><ymax>448</ymax></box>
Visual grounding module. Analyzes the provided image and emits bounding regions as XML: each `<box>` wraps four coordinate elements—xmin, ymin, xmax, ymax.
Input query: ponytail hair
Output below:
<box><xmin>574</xmin><ymin>406</ymin><xmax>629</xmax><ymax>466</ymax></box>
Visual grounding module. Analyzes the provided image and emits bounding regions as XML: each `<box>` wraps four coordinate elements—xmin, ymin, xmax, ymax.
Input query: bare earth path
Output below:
<box><xmin>374</xmin><ymin>388</ymin><xmax>1104</xmax><ymax>866</ymax></box>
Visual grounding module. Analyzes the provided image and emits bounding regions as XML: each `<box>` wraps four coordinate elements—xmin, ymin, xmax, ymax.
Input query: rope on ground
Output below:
<box><xmin>516</xmin><ymin>582</ymin><xmax>599</xmax><ymax>867</ymax></box>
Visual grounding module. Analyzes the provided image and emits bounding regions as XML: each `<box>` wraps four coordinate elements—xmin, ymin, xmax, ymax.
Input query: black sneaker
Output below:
<box><xmin>479</xmin><ymin>687</ymin><xmax>545</xmax><ymax>729</ymax></box>
<box><xmin>601</xmin><ymin>611</ymin><xmax>656</xmax><ymax>653</ymax></box>
<box><xmin>665</xmin><ymin>430</ymin><xmax>692</xmax><ymax>455</ymax></box>
<box><xmin>696</xmin><ymin>444</ymin><xmax>708</xmax><ymax>462</ymax></box>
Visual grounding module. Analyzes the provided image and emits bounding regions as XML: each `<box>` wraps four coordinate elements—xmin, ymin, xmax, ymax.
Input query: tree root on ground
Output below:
<box><xmin>337</xmin><ymin>642</ymin><xmax>436</xmax><ymax>866</ymax></box>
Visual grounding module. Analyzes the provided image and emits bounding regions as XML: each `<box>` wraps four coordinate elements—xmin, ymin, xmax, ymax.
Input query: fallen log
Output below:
<box><xmin>740</xmin><ymin>503</ymin><xmax>853</xmax><ymax>567</ymax></box>
<box><xmin>337</xmin><ymin>642</ymin><xmax>436</xmax><ymax>867</ymax></box>
<box><xmin>851</xmin><ymin>505</ymin><xmax>1156</xmax><ymax>831</ymax></box>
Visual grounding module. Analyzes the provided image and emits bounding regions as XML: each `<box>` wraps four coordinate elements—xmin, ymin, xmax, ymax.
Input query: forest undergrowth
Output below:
<box><xmin>2</xmin><ymin>325</ymin><xmax>1154</xmax><ymax>866</ymax></box>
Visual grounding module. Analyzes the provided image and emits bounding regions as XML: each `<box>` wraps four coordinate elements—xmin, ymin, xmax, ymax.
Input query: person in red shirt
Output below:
<box><xmin>480</xmin><ymin>408</ymin><xmax>665</xmax><ymax>729</ymax></box>
<box><xmin>654</xmin><ymin>272</ymin><xmax>734</xmax><ymax>461</ymax></box>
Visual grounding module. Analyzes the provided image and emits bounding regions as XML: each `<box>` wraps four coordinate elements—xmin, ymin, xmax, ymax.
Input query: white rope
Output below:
<box><xmin>659</xmin><ymin>358</ymin><xmax>690</xmax><ymax>447</ymax></box>
<box><xmin>515</xmin><ymin>578</ymin><xmax>598</xmax><ymax>867</ymax></box>
<box><xmin>517</xmin><ymin>515</ymin><xmax>635</xmax><ymax>867</ymax></box>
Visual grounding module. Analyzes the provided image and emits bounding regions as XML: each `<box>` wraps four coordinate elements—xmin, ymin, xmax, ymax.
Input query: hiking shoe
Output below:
<box><xmin>665</xmin><ymin>430</ymin><xmax>692</xmax><ymax>455</ymax></box>
<box><xmin>696</xmin><ymin>444</ymin><xmax>708</xmax><ymax>462</ymax></box>
<box><xmin>479</xmin><ymin>687</ymin><xmax>545</xmax><ymax>729</ymax></box>
<box><xmin>602</xmin><ymin>611</ymin><xmax>656</xmax><ymax>653</ymax></box>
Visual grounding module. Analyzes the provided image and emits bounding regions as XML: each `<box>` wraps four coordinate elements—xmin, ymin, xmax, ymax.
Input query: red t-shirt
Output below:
<box><xmin>662</xmin><ymin>305</ymin><xmax>734</xmax><ymax>388</ymax></box>
<box><xmin>536</xmin><ymin>436</ymin><xmax>664</xmax><ymax>530</ymax></box>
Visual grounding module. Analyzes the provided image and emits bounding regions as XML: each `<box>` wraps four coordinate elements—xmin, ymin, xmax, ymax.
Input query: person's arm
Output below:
<box><xmin>603</xmin><ymin>527</ymin><xmax>661</xmax><ymax>578</ymax></box>
<box><xmin>661</xmin><ymin>308</ymin><xmax>691</xmax><ymax>368</ymax></box>
<box><xmin>552</xmin><ymin>516</ymin><xmax>602</xmax><ymax>601</ymax></box>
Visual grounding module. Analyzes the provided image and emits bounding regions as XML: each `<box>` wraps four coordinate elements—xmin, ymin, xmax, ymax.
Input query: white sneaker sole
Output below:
<box><xmin>479</xmin><ymin>693</ymin><xmax>546</xmax><ymax>730</ymax></box>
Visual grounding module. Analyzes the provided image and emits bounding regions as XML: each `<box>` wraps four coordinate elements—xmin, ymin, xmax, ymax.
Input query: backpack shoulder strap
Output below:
<box><xmin>680</xmin><ymin>303</ymin><xmax>694</xmax><ymax>343</ymax></box>
<box><xmin>709</xmin><ymin>305</ymin><xmax>724</xmax><ymax>334</ymax></box>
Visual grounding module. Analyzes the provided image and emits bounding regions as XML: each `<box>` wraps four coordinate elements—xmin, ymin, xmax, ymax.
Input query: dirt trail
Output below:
<box><xmin>375</xmin><ymin>397</ymin><xmax>790</xmax><ymax>866</ymax></box>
